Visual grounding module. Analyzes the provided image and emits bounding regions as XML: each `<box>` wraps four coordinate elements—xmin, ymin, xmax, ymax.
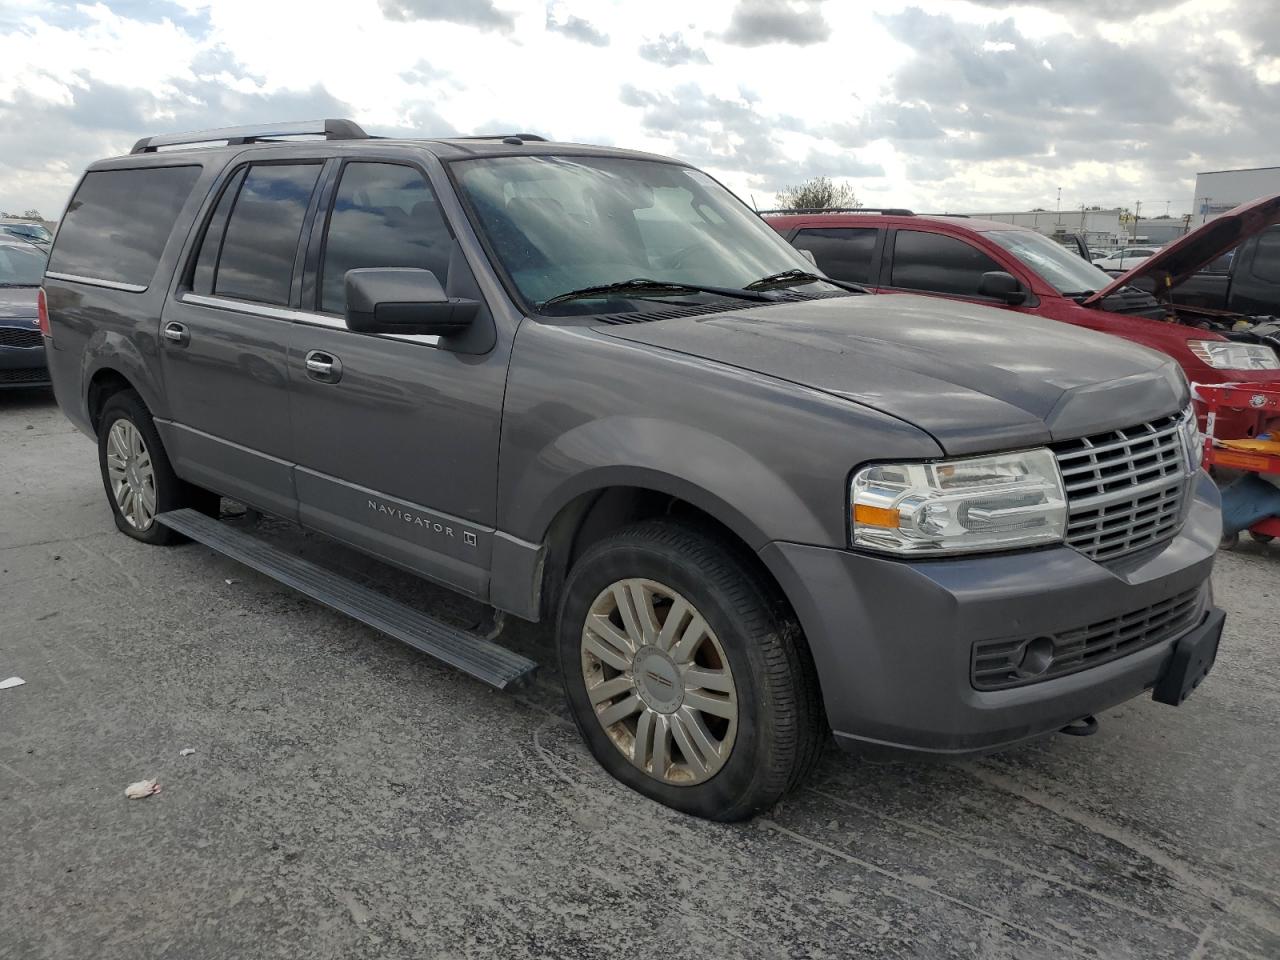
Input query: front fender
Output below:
<box><xmin>520</xmin><ymin>416</ymin><xmax>827</xmax><ymax>550</ymax></box>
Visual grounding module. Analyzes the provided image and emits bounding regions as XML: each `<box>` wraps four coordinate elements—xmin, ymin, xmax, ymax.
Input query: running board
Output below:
<box><xmin>156</xmin><ymin>508</ymin><xmax>537</xmax><ymax>690</ymax></box>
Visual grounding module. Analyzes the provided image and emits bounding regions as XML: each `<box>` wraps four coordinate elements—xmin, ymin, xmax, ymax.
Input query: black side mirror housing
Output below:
<box><xmin>978</xmin><ymin>270</ymin><xmax>1027</xmax><ymax>305</ymax></box>
<box><xmin>344</xmin><ymin>267</ymin><xmax>479</xmax><ymax>336</ymax></box>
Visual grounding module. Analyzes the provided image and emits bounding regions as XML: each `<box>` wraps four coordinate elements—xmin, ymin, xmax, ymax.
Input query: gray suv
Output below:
<box><xmin>42</xmin><ymin>120</ymin><xmax>1224</xmax><ymax>820</ymax></box>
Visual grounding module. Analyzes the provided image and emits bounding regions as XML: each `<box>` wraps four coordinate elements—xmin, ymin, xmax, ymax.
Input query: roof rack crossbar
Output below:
<box><xmin>131</xmin><ymin>119</ymin><xmax>369</xmax><ymax>154</ymax></box>
<box><xmin>756</xmin><ymin>207</ymin><xmax>915</xmax><ymax>216</ymax></box>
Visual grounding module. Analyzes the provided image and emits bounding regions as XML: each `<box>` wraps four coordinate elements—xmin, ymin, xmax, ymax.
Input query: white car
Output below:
<box><xmin>1094</xmin><ymin>246</ymin><xmax>1159</xmax><ymax>270</ymax></box>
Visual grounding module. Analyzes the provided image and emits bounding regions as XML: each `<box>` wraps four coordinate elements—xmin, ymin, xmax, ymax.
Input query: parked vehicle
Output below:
<box><xmin>770</xmin><ymin>201</ymin><xmax>1280</xmax><ymax>438</ymax></box>
<box><xmin>1095</xmin><ymin>247</ymin><xmax>1158</xmax><ymax>270</ymax></box>
<box><xmin>44</xmin><ymin>121</ymin><xmax>1224</xmax><ymax>820</ymax></box>
<box><xmin>1140</xmin><ymin>225</ymin><xmax>1280</xmax><ymax>318</ymax></box>
<box><xmin>0</xmin><ymin>221</ymin><xmax>53</xmax><ymax>245</ymax></box>
<box><xmin>0</xmin><ymin>236</ymin><xmax>50</xmax><ymax>388</ymax></box>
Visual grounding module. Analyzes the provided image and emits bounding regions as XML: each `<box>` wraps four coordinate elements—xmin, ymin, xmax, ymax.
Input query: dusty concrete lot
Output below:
<box><xmin>2</xmin><ymin>387</ymin><xmax>1278</xmax><ymax>960</ymax></box>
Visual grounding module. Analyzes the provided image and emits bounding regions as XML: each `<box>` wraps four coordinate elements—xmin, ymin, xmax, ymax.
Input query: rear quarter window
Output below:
<box><xmin>49</xmin><ymin>166</ymin><xmax>201</xmax><ymax>289</ymax></box>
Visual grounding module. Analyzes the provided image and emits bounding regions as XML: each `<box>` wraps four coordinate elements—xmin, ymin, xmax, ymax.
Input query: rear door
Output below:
<box><xmin>788</xmin><ymin>226</ymin><xmax>882</xmax><ymax>284</ymax></box>
<box><xmin>159</xmin><ymin>159</ymin><xmax>325</xmax><ymax>518</ymax></box>
<box><xmin>285</xmin><ymin>157</ymin><xmax>509</xmax><ymax>599</ymax></box>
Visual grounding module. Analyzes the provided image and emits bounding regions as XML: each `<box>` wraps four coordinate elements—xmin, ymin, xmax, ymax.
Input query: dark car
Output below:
<box><xmin>43</xmin><ymin>120</ymin><xmax>1223</xmax><ymax>820</ymax></box>
<box><xmin>0</xmin><ymin>237</ymin><xmax>49</xmax><ymax>388</ymax></box>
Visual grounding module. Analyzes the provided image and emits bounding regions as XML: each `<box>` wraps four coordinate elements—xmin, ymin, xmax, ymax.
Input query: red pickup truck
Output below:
<box><xmin>768</xmin><ymin>197</ymin><xmax>1280</xmax><ymax>437</ymax></box>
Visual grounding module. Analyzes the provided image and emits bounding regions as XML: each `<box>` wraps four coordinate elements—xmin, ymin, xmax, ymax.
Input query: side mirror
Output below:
<box><xmin>978</xmin><ymin>270</ymin><xmax>1027</xmax><ymax>305</ymax></box>
<box><xmin>344</xmin><ymin>267</ymin><xmax>479</xmax><ymax>336</ymax></box>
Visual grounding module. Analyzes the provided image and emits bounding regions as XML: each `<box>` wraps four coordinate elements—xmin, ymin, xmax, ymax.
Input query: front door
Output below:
<box><xmin>286</xmin><ymin>158</ymin><xmax>510</xmax><ymax>599</ymax></box>
<box><xmin>159</xmin><ymin>160</ymin><xmax>326</xmax><ymax>518</ymax></box>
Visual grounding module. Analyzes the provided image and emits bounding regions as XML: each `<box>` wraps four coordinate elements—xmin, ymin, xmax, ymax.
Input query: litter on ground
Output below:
<box><xmin>125</xmin><ymin>779</ymin><xmax>161</xmax><ymax>800</ymax></box>
<box><xmin>0</xmin><ymin>676</ymin><xmax>25</xmax><ymax>690</ymax></box>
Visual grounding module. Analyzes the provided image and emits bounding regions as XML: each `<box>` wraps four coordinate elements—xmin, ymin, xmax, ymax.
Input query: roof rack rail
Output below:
<box><xmin>756</xmin><ymin>207</ymin><xmax>915</xmax><ymax>216</ymax></box>
<box><xmin>131</xmin><ymin>119</ymin><xmax>368</xmax><ymax>154</ymax></box>
<box><xmin>451</xmin><ymin>133</ymin><xmax>549</xmax><ymax>142</ymax></box>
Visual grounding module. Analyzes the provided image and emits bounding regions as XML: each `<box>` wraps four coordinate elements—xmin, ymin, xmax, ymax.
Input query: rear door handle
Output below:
<box><xmin>162</xmin><ymin>321</ymin><xmax>189</xmax><ymax>346</ymax></box>
<box><xmin>304</xmin><ymin>350</ymin><xmax>342</xmax><ymax>383</ymax></box>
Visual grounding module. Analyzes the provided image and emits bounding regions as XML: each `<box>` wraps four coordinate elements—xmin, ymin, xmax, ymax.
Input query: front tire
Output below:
<box><xmin>557</xmin><ymin>520</ymin><xmax>824</xmax><ymax>821</ymax></box>
<box><xmin>96</xmin><ymin>390</ymin><xmax>202</xmax><ymax>545</ymax></box>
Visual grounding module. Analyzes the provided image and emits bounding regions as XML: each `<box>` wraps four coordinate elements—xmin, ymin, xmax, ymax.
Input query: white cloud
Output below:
<box><xmin>1</xmin><ymin>0</ymin><xmax>1278</xmax><ymax>219</ymax></box>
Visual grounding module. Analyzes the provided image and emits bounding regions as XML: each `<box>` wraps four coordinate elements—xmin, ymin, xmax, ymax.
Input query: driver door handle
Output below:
<box><xmin>304</xmin><ymin>350</ymin><xmax>342</xmax><ymax>383</ymax></box>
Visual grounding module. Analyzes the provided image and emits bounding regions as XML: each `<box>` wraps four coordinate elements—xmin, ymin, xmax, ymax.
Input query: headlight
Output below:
<box><xmin>1180</xmin><ymin>404</ymin><xmax>1203</xmax><ymax>470</ymax></box>
<box><xmin>851</xmin><ymin>448</ymin><xmax>1067</xmax><ymax>555</ymax></box>
<box><xmin>1187</xmin><ymin>340</ymin><xmax>1279</xmax><ymax>370</ymax></box>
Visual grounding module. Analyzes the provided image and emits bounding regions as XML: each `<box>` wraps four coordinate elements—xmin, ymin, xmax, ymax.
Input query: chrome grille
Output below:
<box><xmin>972</xmin><ymin>586</ymin><xmax>1203</xmax><ymax>690</ymax></box>
<box><xmin>1052</xmin><ymin>413</ymin><xmax>1190</xmax><ymax>562</ymax></box>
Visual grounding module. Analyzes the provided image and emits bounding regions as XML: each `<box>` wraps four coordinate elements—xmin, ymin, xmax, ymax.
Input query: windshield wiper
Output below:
<box><xmin>743</xmin><ymin>269</ymin><xmax>869</xmax><ymax>294</ymax></box>
<box><xmin>539</xmin><ymin>277</ymin><xmax>777</xmax><ymax>310</ymax></box>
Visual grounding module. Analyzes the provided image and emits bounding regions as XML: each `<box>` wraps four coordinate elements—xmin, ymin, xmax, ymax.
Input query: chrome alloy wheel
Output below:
<box><xmin>580</xmin><ymin>578</ymin><xmax>738</xmax><ymax>785</ymax></box>
<box><xmin>105</xmin><ymin>419</ymin><xmax>157</xmax><ymax>530</ymax></box>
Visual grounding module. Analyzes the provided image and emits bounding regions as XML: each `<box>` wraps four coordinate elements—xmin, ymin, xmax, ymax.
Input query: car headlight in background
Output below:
<box><xmin>1187</xmin><ymin>340</ymin><xmax>1280</xmax><ymax>371</ymax></box>
<box><xmin>851</xmin><ymin>448</ymin><xmax>1067</xmax><ymax>555</ymax></box>
<box><xmin>1180</xmin><ymin>404</ymin><xmax>1203</xmax><ymax>470</ymax></box>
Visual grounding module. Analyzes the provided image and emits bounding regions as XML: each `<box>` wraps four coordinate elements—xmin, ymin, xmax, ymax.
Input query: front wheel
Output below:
<box><xmin>557</xmin><ymin>521</ymin><xmax>824</xmax><ymax>821</ymax></box>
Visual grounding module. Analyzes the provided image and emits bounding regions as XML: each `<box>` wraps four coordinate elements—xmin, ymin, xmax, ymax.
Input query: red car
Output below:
<box><xmin>768</xmin><ymin>198</ymin><xmax>1280</xmax><ymax>437</ymax></box>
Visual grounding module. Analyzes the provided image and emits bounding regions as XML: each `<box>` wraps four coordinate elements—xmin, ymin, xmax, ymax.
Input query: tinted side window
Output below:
<box><xmin>215</xmin><ymin>164</ymin><xmax>321</xmax><ymax>306</ymax></box>
<box><xmin>792</xmin><ymin>227</ymin><xmax>878</xmax><ymax>283</ymax></box>
<box><xmin>191</xmin><ymin>168</ymin><xmax>247</xmax><ymax>295</ymax></box>
<box><xmin>320</xmin><ymin>162</ymin><xmax>451</xmax><ymax>313</ymax></box>
<box><xmin>890</xmin><ymin>230</ymin><xmax>1003</xmax><ymax>297</ymax></box>
<box><xmin>1249</xmin><ymin>228</ymin><xmax>1280</xmax><ymax>283</ymax></box>
<box><xmin>49</xmin><ymin>166</ymin><xmax>201</xmax><ymax>288</ymax></box>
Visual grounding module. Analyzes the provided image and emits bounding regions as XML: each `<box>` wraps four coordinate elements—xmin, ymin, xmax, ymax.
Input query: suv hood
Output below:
<box><xmin>1084</xmin><ymin>193</ymin><xmax>1280</xmax><ymax>306</ymax></box>
<box><xmin>0</xmin><ymin>286</ymin><xmax>38</xmax><ymax>321</ymax></box>
<box><xmin>599</xmin><ymin>294</ymin><xmax>1187</xmax><ymax>454</ymax></box>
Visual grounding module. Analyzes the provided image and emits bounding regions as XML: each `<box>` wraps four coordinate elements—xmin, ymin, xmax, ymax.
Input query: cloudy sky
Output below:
<box><xmin>2</xmin><ymin>0</ymin><xmax>1278</xmax><ymax>219</ymax></box>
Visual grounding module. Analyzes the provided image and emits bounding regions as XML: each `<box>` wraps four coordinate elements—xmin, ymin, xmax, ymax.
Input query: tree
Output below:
<box><xmin>775</xmin><ymin>176</ymin><xmax>860</xmax><ymax>211</ymax></box>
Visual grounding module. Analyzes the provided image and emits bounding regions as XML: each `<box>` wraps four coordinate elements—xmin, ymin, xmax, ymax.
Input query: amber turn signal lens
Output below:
<box><xmin>853</xmin><ymin>503</ymin><xmax>900</xmax><ymax>529</ymax></box>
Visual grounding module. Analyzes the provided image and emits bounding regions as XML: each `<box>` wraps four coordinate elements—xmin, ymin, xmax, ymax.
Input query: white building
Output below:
<box><xmin>1192</xmin><ymin>166</ymin><xmax>1280</xmax><ymax>222</ymax></box>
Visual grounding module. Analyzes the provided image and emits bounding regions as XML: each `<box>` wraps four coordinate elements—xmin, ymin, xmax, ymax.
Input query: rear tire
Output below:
<box><xmin>96</xmin><ymin>390</ymin><xmax>205</xmax><ymax>545</ymax></box>
<box><xmin>1248</xmin><ymin>531</ymin><xmax>1275</xmax><ymax>544</ymax></box>
<box><xmin>557</xmin><ymin>520</ymin><xmax>824</xmax><ymax>821</ymax></box>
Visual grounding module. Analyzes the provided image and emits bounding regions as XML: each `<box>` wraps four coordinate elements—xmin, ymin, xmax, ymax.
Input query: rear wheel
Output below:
<box><xmin>97</xmin><ymin>390</ymin><xmax>210</xmax><ymax>545</ymax></box>
<box><xmin>557</xmin><ymin>520</ymin><xmax>824</xmax><ymax>821</ymax></box>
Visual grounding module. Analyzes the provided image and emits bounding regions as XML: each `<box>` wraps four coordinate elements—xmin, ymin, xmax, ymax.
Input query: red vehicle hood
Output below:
<box><xmin>1084</xmin><ymin>193</ymin><xmax>1280</xmax><ymax>306</ymax></box>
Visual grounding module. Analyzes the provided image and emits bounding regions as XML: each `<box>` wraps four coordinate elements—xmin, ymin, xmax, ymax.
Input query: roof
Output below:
<box><xmin>96</xmin><ymin>119</ymin><xmax>681</xmax><ymax>167</ymax></box>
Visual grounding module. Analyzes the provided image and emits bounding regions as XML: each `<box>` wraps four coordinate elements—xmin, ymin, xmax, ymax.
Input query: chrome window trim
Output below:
<box><xmin>179</xmin><ymin>293</ymin><xmax>439</xmax><ymax>346</ymax></box>
<box><xmin>45</xmin><ymin>271</ymin><xmax>147</xmax><ymax>293</ymax></box>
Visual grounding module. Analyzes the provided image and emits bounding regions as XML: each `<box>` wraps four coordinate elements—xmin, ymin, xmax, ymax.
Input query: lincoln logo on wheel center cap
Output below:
<box><xmin>633</xmin><ymin>647</ymin><xmax>682</xmax><ymax>713</ymax></box>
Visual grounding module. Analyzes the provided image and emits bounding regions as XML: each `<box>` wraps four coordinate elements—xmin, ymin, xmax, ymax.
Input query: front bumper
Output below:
<box><xmin>0</xmin><ymin>334</ymin><xmax>50</xmax><ymax>387</ymax></box>
<box><xmin>761</xmin><ymin>471</ymin><xmax>1223</xmax><ymax>755</ymax></box>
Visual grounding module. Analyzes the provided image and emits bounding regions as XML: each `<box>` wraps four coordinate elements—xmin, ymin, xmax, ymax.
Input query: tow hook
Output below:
<box><xmin>1059</xmin><ymin>715</ymin><xmax>1099</xmax><ymax>737</ymax></box>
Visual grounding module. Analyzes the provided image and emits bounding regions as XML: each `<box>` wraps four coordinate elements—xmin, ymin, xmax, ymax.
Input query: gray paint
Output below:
<box><xmin>42</xmin><ymin>134</ymin><xmax>1220</xmax><ymax>755</ymax></box>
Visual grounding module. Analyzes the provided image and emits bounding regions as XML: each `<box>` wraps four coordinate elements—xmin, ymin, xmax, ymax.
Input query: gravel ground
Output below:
<box><xmin>2</xmin><ymin>386</ymin><xmax>1278</xmax><ymax>960</ymax></box>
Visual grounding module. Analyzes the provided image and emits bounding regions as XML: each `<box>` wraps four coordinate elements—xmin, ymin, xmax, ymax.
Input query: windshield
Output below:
<box><xmin>452</xmin><ymin>155</ymin><xmax>833</xmax><ymax>311</ymax></box>
<box><xmin>986</xmin><ymin>229</ymin><xmax>1116</xmax><ymax>296</ymax></box>
<box><xmin>0</xmin><ymin>243</ymin><xmax>48</xmax><ymax>286</ymax></box>
<box><xmin>2</xmin><ymin>223</ymin><xmax>52</xmax><ymax>243</ymax></box>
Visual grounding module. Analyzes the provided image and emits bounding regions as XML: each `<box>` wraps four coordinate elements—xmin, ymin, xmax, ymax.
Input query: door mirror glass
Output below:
<box><xmin>977</xmin><ymin>270</ymin><xmax>1027</xmax><ymax>305</ymax></box>
<box><xmin>344</xmin><ymin>267</ymin><xmax>478</xmax><ymax>336</ymax></box>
